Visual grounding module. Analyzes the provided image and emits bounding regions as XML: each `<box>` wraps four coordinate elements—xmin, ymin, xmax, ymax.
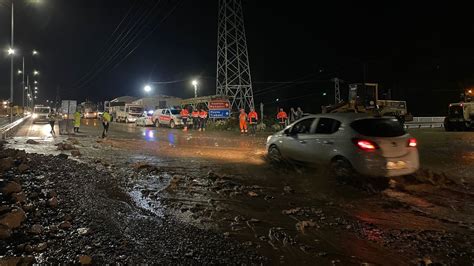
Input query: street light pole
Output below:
<box><xmin>22</xmin><ymin>56</ymin><xmax>25</xmax><ymax>111</ymax></box>
<box><xmin>192</xmin><ymin>80</ymin><xmax>198</xmax><ymax>98</ymax></box>
<box><xmin>10</xmin><ymin>2</ymin><xmax>14</xmax><ymax>122</ymax></box>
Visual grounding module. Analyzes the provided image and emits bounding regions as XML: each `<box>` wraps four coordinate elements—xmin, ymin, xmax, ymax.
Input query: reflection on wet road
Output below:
<box><xmin>8</xmin><ymin>118</ymin><xmax>474</xmax><ymax>265</ymax></box>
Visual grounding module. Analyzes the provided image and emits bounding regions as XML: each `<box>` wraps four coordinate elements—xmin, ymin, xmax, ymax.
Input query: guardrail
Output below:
<box><xmin>405</xmin><ymin>116</ymin><xmax>445</xmax><ymax>129</ymax></box>
<box><xmin>0</xmin><ymin>115</ymin><xmax>30</xmax><ymax>139</ymax></box>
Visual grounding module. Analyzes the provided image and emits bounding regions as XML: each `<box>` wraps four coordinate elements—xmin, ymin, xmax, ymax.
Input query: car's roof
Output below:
<box><xmin>303</xmin><ymin>113</ymin><xmax>393</xmax><ymax>123</ymax></box>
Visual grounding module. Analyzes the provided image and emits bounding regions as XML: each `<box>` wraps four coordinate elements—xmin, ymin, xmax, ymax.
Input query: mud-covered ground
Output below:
<box><xmin>2</xmin><ymin>120</ymin><xmax>474</xmax><ymax>264</ymax></box>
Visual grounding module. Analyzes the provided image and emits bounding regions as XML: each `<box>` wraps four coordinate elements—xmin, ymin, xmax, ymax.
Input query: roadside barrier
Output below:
<box><xmin>0</xmin><ymin>115</ymin><xmax>31</xmax><ymax>139</ymax></box>
<box><xmin>405</xmin><ymin>117</ymin><xmax>444</xmax><ymax>129</ymax></box>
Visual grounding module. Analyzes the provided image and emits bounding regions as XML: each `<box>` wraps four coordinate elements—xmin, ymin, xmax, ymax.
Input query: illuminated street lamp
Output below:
<box><xmin>32</xmin><ymin>50</ymin><xmax>38</xmax><ymax>55</ymax></box>
<box><xmin>7</xmin><ymin>48</ymin><xmax>15</xmax><ymax>55</ymax></box>
<box><xmin>17</xmin><ymin>69</ymin><xmax>22</xmax><ymax>74</ymax></box>
<box><xmin>34</xmin><ymin>80</ymin><xmax>38</xmax><ymax>84</ymax></box>
<box><xmin>144</xmin><ymin>84</ymin><xmax>152</xmax><ymax>94</ymax></box>
<box><xmin>33</xmin><ymin>70</ymin><xmax>39</xmax><ymax>75</ymax></box>
<box><xmin>191</xmin><ymin>80</ymin><xmax>198</xmax><ymax>98</ymax></box>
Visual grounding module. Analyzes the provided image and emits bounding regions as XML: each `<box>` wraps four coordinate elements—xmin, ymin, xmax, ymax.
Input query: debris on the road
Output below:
<box><xmin>78</xmin><ymin>255</ymin><xmax>92</xmax><ymax>265</ymax></box>
<box><xmin>0</xmin><ymin>207</ymin><xmax>26</xmax><ymax>229</ymax></box>
<box><xmin>1</xmin><ymin>181</ymin><xmax>22</xmax><ymax>195</ymax></box>
<box><xmin>77</xmin><ymin>227</ymin><xmax>91</xmax><ymax>236</ymax></box>
<box><xmin>71</xmin><ymin>149</ymin><xmax>81</xmax><ymax>157</ymax></box>
<box><xmin>29</xmin><ymin>224</ymin><xmax>44</xmax><ymax>235</ymax></box>
<box><xmin>165</xmin><ymin>175</ymin><xmax>182</xmax><ymax>191</ymax></box>
<box><xmin>247</xmin><ymin>191</ymin><xmax>258</xmax><ymax>197</ymax></box>
<box><xmin>283</xmin><ymin>185</ymin><xmax>294</xmax><ymax>194</ymax></box>
<box><xmin>56</xmin><ymin>142</ymin><xmax>75</xmax><ymax>151</ymax></box>
<box><xmin>296</xmin><ymin>220</ymin><xmax>317</xmax><ymax>234</ymax></box>
<box><xmin>26</xmin><ymin>139</ymin><xmax>39</xmax><ymax>145</ymax></box>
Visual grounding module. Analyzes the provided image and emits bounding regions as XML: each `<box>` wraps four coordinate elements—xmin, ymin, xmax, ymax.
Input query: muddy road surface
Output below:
<box><xmin>2</xmin><ymin>119</ymin><xmax>474</xmax><ymax>264</ymax></box>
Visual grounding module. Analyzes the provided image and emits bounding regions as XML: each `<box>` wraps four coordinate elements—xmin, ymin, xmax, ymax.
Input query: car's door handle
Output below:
<box><xmin>323</xmin><ymin>140</ymin><xmax>334</xmax><ymax>145</ymax></box>
<box><xmin>299</xmin><ymin>140</ymin><xmax>306</xmax><ymax>144</ymax></box>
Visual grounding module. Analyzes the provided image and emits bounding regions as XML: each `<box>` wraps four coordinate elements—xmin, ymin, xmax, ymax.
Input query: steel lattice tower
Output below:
<box><xmin>216</xmin><ymin>0</ymin><xmax>254</xmax><ymax>110</ymax></box>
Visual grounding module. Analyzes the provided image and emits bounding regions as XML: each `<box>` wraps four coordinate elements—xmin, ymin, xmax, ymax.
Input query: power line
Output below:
<box><xmin>73</xmin><ymin>0</ymin><xmax>168</xmax><ymax>90</ymax></box>
<box><xmin>111</xmin><ymin>0</ymin><xmax>184</xmax><ymax>71</ymax></box>
<box><xmin>72</xmin><ymin>1</ymin><xmax>143</xmax><ymax>86</ymax></box>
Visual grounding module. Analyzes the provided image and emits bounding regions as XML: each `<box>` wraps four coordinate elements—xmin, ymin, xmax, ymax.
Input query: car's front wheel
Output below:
<box><xmin>170</xmin><ymin>120</ymin><xmax>176</xmax><ymax>129</ymax></box>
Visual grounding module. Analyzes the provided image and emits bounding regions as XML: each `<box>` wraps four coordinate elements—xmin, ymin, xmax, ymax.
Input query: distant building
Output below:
<box><xmin>132</xmin><ymin>95</ymin><xmax>182</xmax><ymax>111</ymax></box>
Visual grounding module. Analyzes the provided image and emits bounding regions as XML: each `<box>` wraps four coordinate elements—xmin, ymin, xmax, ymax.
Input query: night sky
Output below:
<box><xmin>0</xmin><ymin>1</ymin><xmax>472</xmax><ymax>116</ymax></box>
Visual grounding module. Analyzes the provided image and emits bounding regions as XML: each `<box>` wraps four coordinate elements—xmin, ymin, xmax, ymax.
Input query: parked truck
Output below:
<box><xmin>115</xmin><ymin>104</ymin><xmax>144</xmax><ymax>123</ymax></box>
<box><xmin>444</xmin><ymin>102</ymin><xmax>474</xmax><ymax>131</ymax></box>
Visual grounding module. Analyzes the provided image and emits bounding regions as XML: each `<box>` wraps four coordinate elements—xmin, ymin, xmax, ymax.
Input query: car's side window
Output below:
<box><xmin>290</xmin><ymin>118</ymin><xmax>315</xmax><ymax>135</ymax></box>
<box><xmin>314</xmin><ymin>118</ymin><xmax>341</xmax><ymax>134</ymax></box>
<box><xmin>166</xmin><ymin>110</ymin><xmax>171</xmax><ymax>115</ymax></box>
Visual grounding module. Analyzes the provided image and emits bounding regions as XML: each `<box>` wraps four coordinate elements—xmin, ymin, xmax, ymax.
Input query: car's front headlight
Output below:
<box><xmin>267</xmin><ymin>135</ymin><xmax>272</xmax><ymax>143</ymax></box>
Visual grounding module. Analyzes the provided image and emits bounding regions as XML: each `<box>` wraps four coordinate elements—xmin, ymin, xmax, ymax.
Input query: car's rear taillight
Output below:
<box><xmin>408</xmin><ymin>138</ymin><xmax>417</xmax><ymax>147</ymax></box>
<box><xmin>352</xmin><ymin>138</ymin><xmax>379</xmax><ymax>151</ymax></box>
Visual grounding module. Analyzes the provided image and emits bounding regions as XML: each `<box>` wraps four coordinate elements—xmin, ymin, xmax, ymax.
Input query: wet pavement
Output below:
<box><xmin>4</xmin><ymin>118</ymin><xmax>474</xmax><ymax>264</ymax></box>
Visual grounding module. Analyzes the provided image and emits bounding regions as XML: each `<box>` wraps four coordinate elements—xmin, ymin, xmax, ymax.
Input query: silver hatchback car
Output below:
<box><xmin>266</xmin><ymin>113</ymin><xmax>419</xmax><ymax>178</ymax></box>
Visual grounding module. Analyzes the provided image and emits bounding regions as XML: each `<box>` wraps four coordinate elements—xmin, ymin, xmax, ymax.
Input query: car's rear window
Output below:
<box><xmin>350</xmin><ymin>118</ymin><xmax>405</xmax><ymax>137</ymax></box>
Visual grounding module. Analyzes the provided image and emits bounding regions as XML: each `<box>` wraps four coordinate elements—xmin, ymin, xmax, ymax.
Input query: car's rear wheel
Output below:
<box><xmin>170</xmin><ymin>120</ymin><xmax>176</xmax><ymax>129</ymax></box>
<box><xmin>331</xmin><ymin>157</ymin><xmax>355</xmax><ymax>181</ymax></box>
<box><xmin>268</xmin><ymin>145</ymin><xmax>283</xmax><ymax>163</ymax></box>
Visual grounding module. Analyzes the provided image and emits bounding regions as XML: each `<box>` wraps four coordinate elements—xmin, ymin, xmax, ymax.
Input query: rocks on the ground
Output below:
<box><xmin>283</xmin><ymin>185</ymin><xmax>294</xmax><ymax>194</ymax></box>
<box><xmin>63</xmin><ymin>214</ymin><xmax>73</xmax><ymax>221</ymax></box>
<box><xmin>0</xmin><ymin>157</ymin><xmax>14</xmax><ymax>171</ymax></box>
<box><xmin>57</xmin><ymin>153</ymin><xmax>69</xmax><ymax>159</ymax></box>
<box><xmin>26</xmin><ymin>139</ymin><xmax>39</xmax><ymax>144</ymax></box>
<box><xmin>17</xmin><ymin>163</ymin><xmax>29</xmax><ymax>173</ymax></box>
<box><xmin>67</xmin><ymin>138</ymin><xmax>80</xmax><ymax>145</ymax></box>
<box><xmin>48</xmin><ymin>196</ymin><xmax>58</xmax><ymax>208</ymax></box>
<box><xmin>71</xmin><ymin>150</ymin><xmax>81</xmax><ymax>157</ymax></box>
<box><xmin>1</xmin><ymin>181</ymin><xmax>22</xmax><ymax>195</ymax></box>
<box><xmin>77</xmin><ymin>227</ymin><xmax>91</xmax><ymax>236</ymax></box>
<box><xmin>24</xmin><ymin>245</ymin><xmax>33</xmax><ymax>253</ymax></box>
<box><xmin>48</xmin><ymin>190</ymin><xmax>58</xmax><ymax>198</ymax></box>
<box><xmin>78</xmin><ymin>255</ymin><xmax>92</xmax><ymax>265</ymax></box>
<box><xmin>247</xmin><ymin>191</ymin><xmax>258</xmax><ymax>197</ymax></box>
<box><xmin>0</xmin><ymin>224</ymin><xmax>12</xmax><ymax>239</ymax></box>
<box><xmin>23</xmin><ymin>203</ymin><xmax>35</xmax><ymax>212</ymax></box>
<box><xmin>59</xmin><ymin>221</ymin><xmax>72</xmax><ymax>229</ymax></box>
<box><xmin>0</xmin><ymin>207</ymin><xmax>26</xmax><ymax>229</ymax></box>
<box><xmin>57</xmin><ymin>142</ymin><xmax>75</xmax><ymax>151</ymax></box>
<box><xmin>296</xmin><ymin>220</ymin><xmax>317</xmax><ymax>234</ymax></box>
<box><xmin>34</xmin><ymin>242</ymin><xmax>48</xmax><ymax>252</ymax></box>
<box><xmin>11</xmin><ymin>192</ymin><xmax>27</xmax><ymax>203</ymax></box>
<box><xmin>29</xmin><ymin>224</ymin><xmax>44</xmax><ymax>235</ymax></box>
<box><xmin>165</xmin><ymin>175</ymin><xmax>182</xmax><ymax>191</ymax></box>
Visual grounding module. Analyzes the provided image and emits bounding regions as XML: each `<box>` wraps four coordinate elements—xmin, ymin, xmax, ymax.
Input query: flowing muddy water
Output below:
<box><xmin>7</xmin><ymin>120</ymin><xmax>474</xmax><ymax>264</ymax></box>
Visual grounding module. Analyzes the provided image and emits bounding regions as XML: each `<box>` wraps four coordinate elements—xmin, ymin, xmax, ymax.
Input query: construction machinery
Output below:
<box><xmin>444</xmin><ymin>102</ymin><xmax>474</xmax><ymax>131</ymax></box>
<box><xmin>322</xmin><ymin>83</ymin><xmax>412</xmax><ymax>122</ymax></box>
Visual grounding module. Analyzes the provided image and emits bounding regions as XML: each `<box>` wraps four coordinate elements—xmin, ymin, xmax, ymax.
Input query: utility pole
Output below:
<box><xmin>332</xmin><ymin>77</ymin><xmax>343</xmax><ymax>104</ymax></box>
<box><xmin>216</xmin><ymin>0</ymin><xmax>254</xmax><ymax>111</ymax></box>
<box><xmin>10</xmin><ymin>2</ymin><xmax>14</xmax><ymax>122</ymax></box>
<box><xmin>22</xmin><ymin>57</ymin><xmax>25</xmax><ymax>111</ymax></box>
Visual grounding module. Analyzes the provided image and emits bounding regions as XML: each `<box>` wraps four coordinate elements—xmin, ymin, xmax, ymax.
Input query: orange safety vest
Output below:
<box><xmin>248</xmin><ymin>111</ymin><xmax>258</xmax><ymax>123</ymax></box>
<box><xmin>199</xmin><ymin>111</ymin><xmax>208</xmax><ymax>119</ymax></box>
<box><xmin>277</xmin><ymin>111</ymin><xmax>288</xmax><ymax>123</ymax></box>
<box><xmin>180</xmin><ymin>109</ymin><xmax>189</xmax><ymax>118</ymax></box>
<box><xmin>191</xmin><ymin>111</ymin><xmax>199</xmax><ymax>118</ymax></box>
<box><xmin>239</xmin><ymin>112</ymin><xmax>247</xmax><ymax>122</ymax></box>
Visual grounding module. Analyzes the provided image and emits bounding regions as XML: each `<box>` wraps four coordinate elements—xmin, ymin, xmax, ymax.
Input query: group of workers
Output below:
<box><xmin>238</xmin><ymin>108</ymin><xmax>259</xmax><ymax>134</ymax></box>
<box><xmin>180</xmin><ymin>107</ymin><xmax>208</xmax><ymax>131</ymax></box>
<box><xmin>46</xmin><ymin>105</ymin><xmax>303</xmax><ymax>138</ymax></box>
